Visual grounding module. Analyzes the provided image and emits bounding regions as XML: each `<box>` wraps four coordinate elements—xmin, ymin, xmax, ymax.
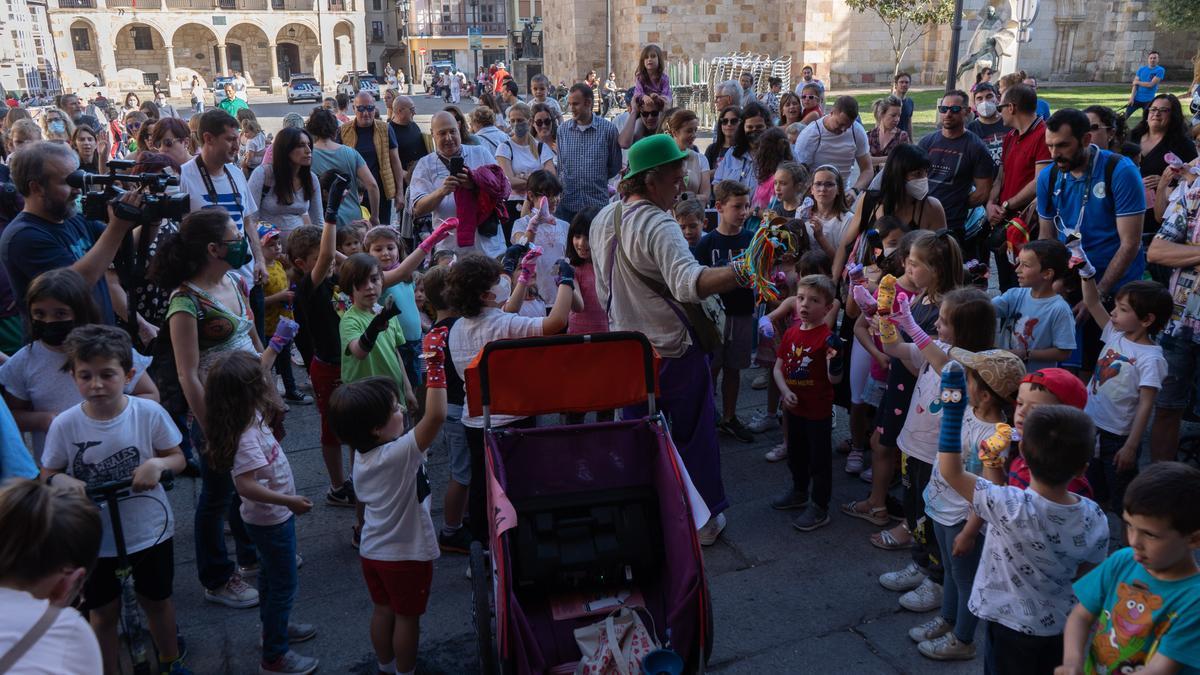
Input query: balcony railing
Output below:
<box><xmin>416</xmin><ymin>20</ymin><xmax>505</xmax><ymax>37</ymax></box>
<box><xmin>164</xmin><ymin>0</ymin><xmax>274</xmax><ymax>9</ymax></box>
<box><xmin>56</xmin><ymin>0</ymin><xmax>96</xmax><ymax>8</ymax></box>
<box><xmin>107</xmin><ymin>0</ymin><xmax>161</xmax><ymax>7</ymax></box>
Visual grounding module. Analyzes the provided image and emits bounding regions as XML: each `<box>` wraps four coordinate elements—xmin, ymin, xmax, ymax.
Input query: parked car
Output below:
<box><xmin>336</xmin><ymin>72</ymin><xmax>379</xmax><ymax>100</ymax></box>
<box><xmin>287</xmin><ymin>74</ymin><xmax>322</xmax><ymax>104</ymax></box>
<box><xmin>212</xmin><ymin>76</ymin><xmax>237</xmax><ymax>102</ymax></box>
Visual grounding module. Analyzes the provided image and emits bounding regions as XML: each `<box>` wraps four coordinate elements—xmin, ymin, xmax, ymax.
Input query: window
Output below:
<box><xmin>142</xmin><ymin>73</ymin><xmax>159</xmax><ymax>85</ymax></box>
<box><xmin>440</xmin><ymin>3</ymin><xmax>450</xmax><ymax>23</ymax></box>
<box><xmin>372</xmin><ymin>0</ymin><xmax>380</xmax><ymax>9</ymax></box>
<box><xmin>131</xmin><ymin>26</ymin><xmax>153</xmax><ymax>51</ymax></box>
<box><xmin>70</xmin><ymin>27</ymin><xmax>90</xmax><ymax>51</ymax></box>
<box><xmin>371</xmin><ymin>21</ymin><xmax>384</xmax><ymax>41</ymax></box>
<box><xmin>212</xmin><ymin>15</ymin><xmax>227</xmax><ymax>25</ymax></box>
<box><xmin>479</xmin><ymin>2</ymin><xmax>495</xmax><ymax>22</ymax></box>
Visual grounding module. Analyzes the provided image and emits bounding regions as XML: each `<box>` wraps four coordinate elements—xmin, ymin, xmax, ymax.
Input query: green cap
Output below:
<box><xmin>624</xmin><ymin>134</ymin><xmax>690</xmax><ymax>179</ymax></box>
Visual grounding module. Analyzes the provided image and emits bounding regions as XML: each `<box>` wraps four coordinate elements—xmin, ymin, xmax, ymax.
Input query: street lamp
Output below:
<box><xmin>396</xmin><ymin>0</ymin><xmax>413</xmax><ymax>94</ymax></box>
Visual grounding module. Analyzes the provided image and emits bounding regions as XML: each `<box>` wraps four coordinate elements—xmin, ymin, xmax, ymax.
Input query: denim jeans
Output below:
<box><xmin>192</xmin><ymin>422</ymin><xmax>257</xmax><ymax>589</ymax></box>
<box><xmin>245</xmin><ymin>517</ymin><xmax>297</xmax><ymax>661</ymax></box>
<box><xmin>934</xmin><ymin>519</ymin><xmax>985</xmax><ymax>643</ymax></box>
<box><xmin>273</xmin><ymin>340</ymin><xmax>298</xmax><ymax>395</ymax></box>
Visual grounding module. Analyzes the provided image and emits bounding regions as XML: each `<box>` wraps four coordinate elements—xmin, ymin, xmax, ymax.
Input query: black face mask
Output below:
<box><xmin>746</xmin><ymin>130</ymin><xmax>762</xmax><ymax>145</ymax></box>
<box><xmin>31</xmin><ymin>319</ymin><xmax>74</xmax><ymax>346</ymax></box>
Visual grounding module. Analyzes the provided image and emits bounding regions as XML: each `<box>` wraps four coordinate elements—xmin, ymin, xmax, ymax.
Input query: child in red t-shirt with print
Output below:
<box><xmin>771</xmin><ymin>274</ymin><xmax>844</xmax><ymax>533</ymax></box>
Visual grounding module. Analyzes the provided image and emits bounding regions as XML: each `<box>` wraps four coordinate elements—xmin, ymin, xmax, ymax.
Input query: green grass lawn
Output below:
<box><xmin>850</xmin><ymin>84</ymin><xmax>1184</xmax><ymax>138</ymax></box>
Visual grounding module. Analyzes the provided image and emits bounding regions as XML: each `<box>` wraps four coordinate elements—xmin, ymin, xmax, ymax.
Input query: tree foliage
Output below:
<box><xmin>846</xmin><ymin>0</ymin><xmax>956</xmax><ymax>78</ymax></box>
<box><xmin>1150</xmin><ymin>0</ymin><xmax>1200</xmax><ymax>29</ymax></box>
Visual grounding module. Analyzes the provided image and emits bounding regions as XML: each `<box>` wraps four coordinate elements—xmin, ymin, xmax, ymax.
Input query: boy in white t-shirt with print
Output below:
<box><xmin>40</xmin><ymin>325</ymin><xmax>190</xmax><ymax>675</ymax></box>
<box><xmin>328</xmin><ymin>328</ymin><xmax>448</xmax><ymax>675</ymax></box>
<box><xmin>1073</xmin><ymin>241</ymin><xmax>1170</xmax><ymax>513</ymax></box>
<box><xmin>936</xmin><ymin>361</ymin><xmax>1109</xmax><ymax>675</ymax></box>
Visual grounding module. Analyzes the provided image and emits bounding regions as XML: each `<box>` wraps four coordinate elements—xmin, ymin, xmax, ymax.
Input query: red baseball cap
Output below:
<box><xmin>1021</xmin><ymin>368</ymin><xmax>1087</xmax><ymax>410</ymax></box>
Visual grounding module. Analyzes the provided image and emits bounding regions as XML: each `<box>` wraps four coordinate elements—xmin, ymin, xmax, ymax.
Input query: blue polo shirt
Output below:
<box><xmin>1036</xmin><ymin>147</ymin><xmax>1145</xmax><ymax>290</ymax></box>
<box><xmin>1134</xmin><ymin>65</ymin><xmax>1166</xmax><ymax>103</ymax></box>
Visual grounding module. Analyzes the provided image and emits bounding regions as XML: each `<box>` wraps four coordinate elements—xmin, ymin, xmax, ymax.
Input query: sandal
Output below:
<box><xmin>870</xmin><ymin>524</ymin><xmax>912</xmax><ymax>551</ymax></box>
<box><xmin>840</xmin><ymin>500</ymin><xmax>890</xmax><ymax>526</ymax></box>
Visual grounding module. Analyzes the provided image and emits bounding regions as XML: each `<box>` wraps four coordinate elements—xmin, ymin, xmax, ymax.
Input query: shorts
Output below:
<box><xmin>862</xmin><ymin>377</ymin><xmax>886</xmax><ymax>407</ymax></box>
<box><xmin>437</xmin><ymin>403</ymin><xmax>471</xmax><ymax>485</ymax></box>
<box><xmin>713</xmin><ymin>313</ymin><xmax>753</xmax><ymax>371</ymax></box>
<box><xmin>360</xmin><ymin>558</ymin><xmax>433</xmax><ymax>615</ymax></box>
<box><xmin>876</xmin><ymin>366</ymin><xmax>917</xmax><ymax>447</ymax></box>
<box><xmin>309</xmin><ymin>356</ymin><xmax>342</xmax><ymax>447</ymax></box>
<box><xmin>1157</xmin><ymin>332</ymin><xmax>1200</xmax><ymax>415</ymax></box>
<box><xmin>82</xmin><ymin>538</ymin><xmax>174</xmax><ymax>610</ymax></box>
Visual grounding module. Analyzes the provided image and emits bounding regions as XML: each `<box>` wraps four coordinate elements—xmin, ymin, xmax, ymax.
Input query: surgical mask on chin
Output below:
<box><xmin>906</xmin><ymin>177</ymin><xmax>930</xmax><ymax>201</ymax></box>
<box><xmin>489</xmin><ymin>276</ymin><xmax>511</xmax><ymax>306</ymax></box>
<box><xmin>976</xmin><ymin>100</ymin><xmax>998</xmax><ymax>118</ymax></box>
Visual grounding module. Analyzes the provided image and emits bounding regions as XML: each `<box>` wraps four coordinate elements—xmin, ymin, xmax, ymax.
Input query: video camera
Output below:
<box><xmin>66</xmin><ymin>159</ymin><xmax>190</xmax><ymax>224</ymax></box>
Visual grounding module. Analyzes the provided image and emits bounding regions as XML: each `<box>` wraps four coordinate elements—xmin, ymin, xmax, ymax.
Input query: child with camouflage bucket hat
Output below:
<box><xmin>912</xmin><ymin>347</ymin><xmax>1025</xmax><ymax>661</ymax></box>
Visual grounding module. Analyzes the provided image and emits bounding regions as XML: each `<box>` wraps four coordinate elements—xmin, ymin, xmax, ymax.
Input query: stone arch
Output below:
<box><xmin>332</xmin><ymin>20</ymin><xmax>356</xmax><ymax>73</ymax></box>
<box><xmin>226</xmin><ymin>23</ymin><xmax>273</xmax><ymax>87</ymax></box>
<box><xmin>68</xmin><ymin>19</ymin><xmax>101</xmax><ymax>83</ymax></box>
<box><xmin>113</xmin><ymin>23</ymin><xmax>170</xmax><ymax>91</ymax></box>
<box><xmin>171</xmin><ymin>23</ymin><xmax>221</xmax><ymax>86</ymax></box>
<box><xmin>275</xmin><ymin>24</ymin><xmax>321</xmax><ymax>82</ymax></box>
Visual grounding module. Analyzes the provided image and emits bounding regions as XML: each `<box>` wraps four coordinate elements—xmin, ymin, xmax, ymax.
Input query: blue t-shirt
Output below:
<box><xmin>1035</xmin><ymin>98</ymin><xmax>1051</xmax><ymax>121</ymax></box>
<box><xmin>1134</xmin><ymin>65</ymin><xmax>1167</xmax><ymax>103</ymax></box>
<box><xmin>992</xmin><ymin>286</ymin><xmax>1077</xmax><ymax>372</ymax></box>
<box><xmin>382</xmin><ymin>280</ymin><xmax>421</xmax><ymax>344</ymax></box>
<box><xmin>1074</xmin><ymin>547</ymin><xmax>1200</xmax><ymax>673</ymax></box>
<box><xmin>0</xmin><ymin>394</ymin><xmax>35</xmax><ymax>481</ymax></box>
<box><xmin>0</xmin><ymin>211</ymin><xmax>115</xmax><ymax>324</ymax></box>
<box><xmin>1036</xmin><ymin>148</ymin><xmax>1146</xmax><ymax>290</ymax></box>
<box><xmin>694</xmin><ymin>227</ymin><xmax>754</xmax><ymax>315</ymax></box>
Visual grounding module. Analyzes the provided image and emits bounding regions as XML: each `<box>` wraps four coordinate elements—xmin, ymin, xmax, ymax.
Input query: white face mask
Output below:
<box><xmin>489</xmin><ymin>276</ymin><xmax>511</xmax><ymax>306</ymax></box>
<box><xmin>976</xmin><ymin>100</ymin><xmax>998</xmax><ymax>118</ymax></box>
<box><xmin>906</xmin><ymin>177</ymin><xmax>930</xmax><ymax>201</ymax></box>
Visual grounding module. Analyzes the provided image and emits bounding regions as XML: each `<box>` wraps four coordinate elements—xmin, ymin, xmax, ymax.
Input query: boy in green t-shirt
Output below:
<box><xmin>1059</xmin><ymin>462</ymin><xmax>1200</xmax><ymax>674</ymax></box>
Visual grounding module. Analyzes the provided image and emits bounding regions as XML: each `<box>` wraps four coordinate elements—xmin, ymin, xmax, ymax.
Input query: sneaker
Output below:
<box><xmin>326</xmin><ymin>480</ymin><xmax>356</xmax><ymax>507</ymax></box>
<box><xmin>908</xmin><ymin>615</ymin><xmax>952</xmax><ymax>643</ymax></box>
<box><xmin>259</xmin><ymin>623</ymin><xmax>317</xmax><ymax>647</ymax></box>
<box><xmin>859</xmin><ymin>467</ymin><xmax>874</xmax><ymax>484</ymax></box>
<box><xmin>718</xmin><ymin>416</ymin><xmax>754</xmax><ymax>443</ymax></box>
<box><xmin>750</xmin><ymin>373</ymin><xmax>769</xmax><ymax>390</ymax></box>
<box><xmin>204</xmin><ymin>573</ymin><xmax>259</xmax><ymax>609</ymax></box>
<box><xmin>259</xmin><ymin>650</ymin><xmax>319</xmax><ymax>675</ymax></box>
<box><xmin>770</xmin><ymin>488</ymin><xmax>809</xmax><ymax>511</ymax></box>
<box><xmin>918</xmin><ymin>633</ymin><xmax>976</xmax><ymax>661</ymax></box>
<box><xmin>697</xmin><ymin>512</ymin><xmax>727</xmax><ymax>546</ymax></box>
<box><xmin>791</xmin><ymin>504</ymin><xmax>831</xmax><ymax>532</ymax></box>
<box><xmin>283</xmin><ymin>391</ymin><xmax>313</xmax><ymax>405</ymax></box>
<box><xmin>763</xmin><ymin>443</ymin><xmax>788</xmax><ymax>462</ymax></box>
<box><xmin>160</xmin><ymin>658</ymin><xmax>193</xmax><ymax>675</ymax></box>
<box><xmin>438</xmin><ymin>526</ymin><xmax>472</xmax><ymax>554</ymax></box>
<box><xmin>880</xmin><ymin>562</ymin><xmax>926</xmax><ymax>592</ymax></box>
<box><xmin>290</xmin><ymin>349</ymin><xmax>304</xmax><ymax>367</ymax></box>
<box><xmin>746</xmin><ymin>409</ymin><xmax>777</xmax><ymax>433</ymax></box>
<box><xmin>899</xmin><ymin>578</ymin><xmax>944</xmax><ymax>612</ymax></box>
<box><xmin>845</xmin><ymin>449</ymin><xmax>865</xmax><ymax>474</ymax></box>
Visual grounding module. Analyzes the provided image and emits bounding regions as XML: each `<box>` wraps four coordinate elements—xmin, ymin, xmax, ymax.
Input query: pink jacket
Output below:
<box><xmin>455</xmin><ymin>163</ymin><xmax>511</xmax><ymax>247</ymax></box>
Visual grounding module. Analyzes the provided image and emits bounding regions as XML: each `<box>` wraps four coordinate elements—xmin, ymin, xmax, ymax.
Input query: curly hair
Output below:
<box><xmin>304</xmin><ymin>107</ymin><xmax>340</xmax><ymax>141</ymax></box>
<box><xmin>753</xmin><ymin>127</ymin><xmax>793</xmax><ymax>183</ymax></box>
<box><xmin>203</xmin><ymin>351</ymin><xmax>285</xmax><ymax>472</ymax></box>
<box><xmin>444</xmin><ymin>252</ymin><xmax>503</xmax><ymax>318</ymax></box>
<box><xmin>148</xmin><ymin>208</ymin><xmax>232</xmax><ymax>290</ymax></box>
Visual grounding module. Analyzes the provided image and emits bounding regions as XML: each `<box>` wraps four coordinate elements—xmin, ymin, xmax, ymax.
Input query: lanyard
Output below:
<box><xmin>1052</xmin><ymin>145</ymin><xmax>1096</xmax><ymax>237</ymax></box>
<box><xmin>194</xmin><ymin>157</ymin><xmax>242</xmax><ymax>210</ymax></box>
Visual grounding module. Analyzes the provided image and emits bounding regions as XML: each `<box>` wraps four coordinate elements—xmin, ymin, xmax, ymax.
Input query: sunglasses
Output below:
<box><xmin>720</xmin><ymin>117</ymin><xmax>739</xmax><ymax>125</ymax></box>
<box><xmin>997</xmin><ymin>103</ymin><xmax>1013</xmax><ymax>110</ymax></box>
<box><xmin>356</xmin><ymin>105</ymin><xmax>375</xmax><ymax>112</ymax></box>
<box><xmin>800</xmin><ymin>94</ymin><xmax>817</xmax><ymax>100</ymax></box>
<box><xmin>640</xmin><ymin>110</ymin><xmax>660</xmax><ymax>118</ymax></box>
<box><xmin>159</xmin><ymin>137</ymin><xmax>178</xmax><ymax>148</ymax></box>
<box><xmin>938</xmin><ymin>105</ymin><xmax>964</xmax><ymax>114</ymax></box>
<box><xmin>1089</xmin><ymin>124</ymin><xmax>1111</xmax><ymax>132</ymax></box>
<box><xmin>126</xmin><ymin>121</ymin><xmax>142</xmax><ymax>130</ymax></box>
<box><xmin>534</xmin><ymin>118</ymin><xmax>553</xmax><ymax>127</ymax></box>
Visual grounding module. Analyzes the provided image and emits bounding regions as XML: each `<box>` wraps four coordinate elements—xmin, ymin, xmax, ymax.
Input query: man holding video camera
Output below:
<box><xmin>0</xmin><ymin>141</ymin><xmax>144</xmax><ymax>326</ymax></box>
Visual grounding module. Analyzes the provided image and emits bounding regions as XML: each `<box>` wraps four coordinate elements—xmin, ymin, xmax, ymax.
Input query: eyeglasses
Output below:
<box><xmin>534</xmin><ymin>118</ymin><xmax>553</xmax><ymax>127</ymax></box>
<box><xmin>812</xmin><ymin>180</ymin><xmax>836</xmax><ymax>188</ymax></box>
<box><xmin>1089</xmin><ymin>124</ymin><xmax>1111</xmax><ymax>132</ymax></box>
<box><xmin>996</xmin><ymin>103</ymin><xmax>1013</xmax><ymax>110</ymax></box>
<box><xmin>938</xmin><ymin>105</ymin><xmax>964</xmax><ymax>114</ymax></box>
<box><xmin>1148</xmin><ymin>107</ymin><xmax>1172</xmax><ymax>116</ymax></box>
<box><xmin>356</xmin><ymin>105</ymin><xmax>375</xmax><ymax>112</ymax></box>
<box><xmin>720</xmin><ymin>117</ymin><xmax>739</xmax><ymax>125</ymax></box>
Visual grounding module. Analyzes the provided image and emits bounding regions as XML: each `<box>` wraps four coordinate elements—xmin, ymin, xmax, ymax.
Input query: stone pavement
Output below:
<box><xmin>169</xmin><ymin>364</ymin><xmax>983</xmax><ymax>675</ymax></box>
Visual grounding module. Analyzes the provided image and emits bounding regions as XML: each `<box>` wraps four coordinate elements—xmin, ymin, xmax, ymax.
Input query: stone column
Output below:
<box><xmin>268</xmin><ymin>43</ymin><xmax>283</xmax><ymax>93</ymax></box>
<box><xmin>96</xmin><ymin>23</ymin><xmax>119</xmax><ymax>86</ymax></box>
<box><xmin>165</xmin><ymin>44</ymin><xmax>182</xmax><ymax>96</ymax></box>
<box><xmin>217</xmin><ymin>42</ymin><xmax>228</xmax><ymax>75</ymax></box>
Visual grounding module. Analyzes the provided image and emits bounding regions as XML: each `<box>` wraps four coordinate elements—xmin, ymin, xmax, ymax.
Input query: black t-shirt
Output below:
<box><xmin>434</xmin><ymin>316</ymin><xmax>465</xmax><ymax>406</ymax></box>
<box><xmin>353</xmin><ymin>123</ymin><xmax>398</xmax><ymax>197</ymax></box>
<box><xmin>0</xmin><ymin>211</ymin><xmax>114</xmax><ymax>324</ymax></box>
<box><xmin>389</xmin><ymin>120</ymin><xmax>428</xmax><ymax>171</ymax></box>
<box><xmin>917</xmin><ymin>130</ymin><xmax>993</xmax><ymax>231</ymax></box>
<box><xmin>693</xmin><ymin>228</ymin><xmax>755</xmax><ymax>315</ymax></box>
<box><xmin>1139</xmin><ymin>135</ymin><xmax>1198</xmax><ymax>232</ymax></box>
<box><xmin>965</xmin><ymin>118</ymin><xmax>1009</xmax><ymax>168</ymax></box>
<box><xmin>294</xmin><ymin>272</ymin><xmax>342</xmax><ymax>364</ymax></box>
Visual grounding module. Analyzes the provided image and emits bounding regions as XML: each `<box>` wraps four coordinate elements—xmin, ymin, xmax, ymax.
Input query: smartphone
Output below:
<box><xmin>449</xmin><ymin>156</ymin><xmax>465</xmax><ymax>176</ymax></box>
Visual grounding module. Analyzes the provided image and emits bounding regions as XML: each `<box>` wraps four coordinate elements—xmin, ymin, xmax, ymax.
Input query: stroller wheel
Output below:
<box><xmin>470</xmin><ymin>541</ymin><xmax>497</xmax><ymax>674</ymax></box>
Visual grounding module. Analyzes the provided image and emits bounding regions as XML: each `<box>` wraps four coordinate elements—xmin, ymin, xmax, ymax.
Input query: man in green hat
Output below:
<box><xmin>591</xmin><ymin>134</ymin><xmax>752</xmax><ymax>548</ymax></box>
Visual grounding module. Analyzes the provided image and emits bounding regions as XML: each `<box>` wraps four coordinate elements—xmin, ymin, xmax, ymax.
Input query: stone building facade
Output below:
<box><xmin>541</xmin><ymin>0</ymin><xmax>1199</xmax><ymax>91</ymax></box>
<box><xmin>47</xmin><ymin>0</ymin><xmax>367</xmax><ymax>96</ymax></box>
